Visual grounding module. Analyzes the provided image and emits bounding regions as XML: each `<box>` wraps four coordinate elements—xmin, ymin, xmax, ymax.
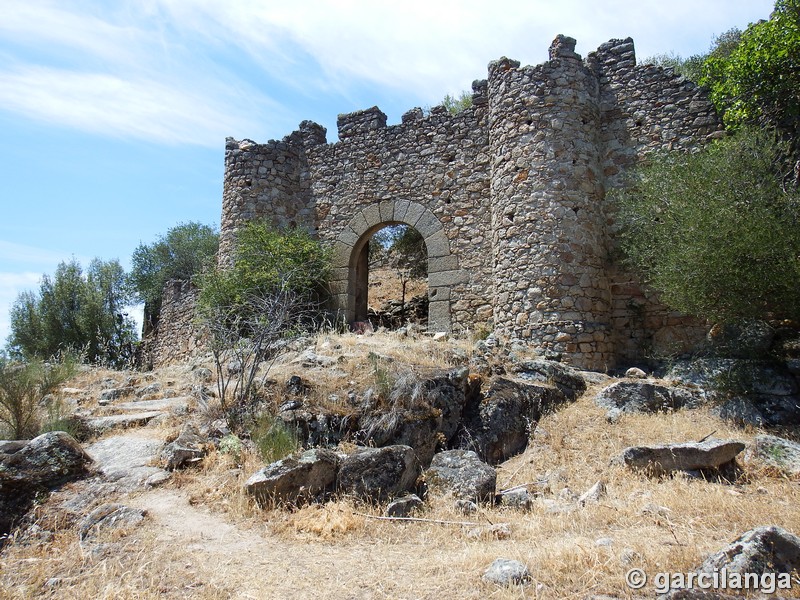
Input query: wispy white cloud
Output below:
<box><xmin>0</xmin><ymin>0</ymin><xmax>775</xmax><ymax>144</ymax></box>
<box><xmin>0</xmin><ymin>64</ymin><xmax>271</xmax><ymax>146</ymax></box>
<box><xmin>149</xmin><ymin>0</ymin><xmax>775</xmax><ymax>103</ymax></box>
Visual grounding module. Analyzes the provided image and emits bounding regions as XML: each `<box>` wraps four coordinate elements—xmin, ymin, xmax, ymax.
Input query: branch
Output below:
<box><xmin>353</xmin><ymin>512</ymin><xmax>479</xmax><ymax>526</ymax></box>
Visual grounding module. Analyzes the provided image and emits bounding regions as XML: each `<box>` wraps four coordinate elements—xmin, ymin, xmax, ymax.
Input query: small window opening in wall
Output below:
<box><xmin>360</xmin><ymin>224</ymin><xmax>429</xmax><ymax>331</ymax></box>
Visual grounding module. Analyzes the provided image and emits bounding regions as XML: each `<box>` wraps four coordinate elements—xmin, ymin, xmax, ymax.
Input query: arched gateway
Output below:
<box><xmin>198</xmin><ymin>34</ymin><xmax>723</xmax><ymax>371</ymax></box>
<box><xmin>328</xmin><ymin>199</ymin><xmax>463</xmax><ymax>332</ymax></box>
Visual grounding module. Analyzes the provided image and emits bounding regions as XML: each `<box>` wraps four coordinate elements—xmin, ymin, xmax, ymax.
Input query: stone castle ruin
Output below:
<box><xmin>152</xmin><ymin>35</ymin><xmax>723</xmax><ymax>371</ymax></box>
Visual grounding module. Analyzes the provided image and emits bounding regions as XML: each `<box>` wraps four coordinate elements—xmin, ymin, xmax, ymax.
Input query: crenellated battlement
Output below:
<box><xmin>178</xmin><ymin>34</ymin><xmax>725</xmax><ymax>370</ymax></box>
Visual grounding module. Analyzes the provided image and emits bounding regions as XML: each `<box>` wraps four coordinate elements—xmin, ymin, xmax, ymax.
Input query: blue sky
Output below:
<box><xmin>0</xmin><ymin>0</ymin><xmax>775</xmax><ymax>346</ymax></box>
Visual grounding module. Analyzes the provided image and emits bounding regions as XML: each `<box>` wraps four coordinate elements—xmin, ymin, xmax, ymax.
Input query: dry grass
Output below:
<box><xmin>3</xmin><ymin>333</ymin><xmax>800</xmax><ymax>598</ymax></box>
<box><xmin>367</xmin><ymin>267</ymin><xmax>427</xmax><ymax>311</ymax></box>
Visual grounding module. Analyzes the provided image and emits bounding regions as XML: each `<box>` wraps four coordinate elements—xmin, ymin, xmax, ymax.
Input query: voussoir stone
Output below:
<box><xmin>616</xmin><ymin>439</ymin><xmax>745</xmax><ymax>476</ymax></box>
<box><xmin>245</xmin><ymin>448</ymin><xmax>340</xmax><ymax>506</ymax></box>
<box><xmin>425</xmin><ymin>449</ymin><xmax>496</xmax><ymax>503</ymax></box>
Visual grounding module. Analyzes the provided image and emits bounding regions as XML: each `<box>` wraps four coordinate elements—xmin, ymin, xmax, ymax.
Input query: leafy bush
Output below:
<box><xmin>701</xmin><ymin>0</ymin><xmax>800</xmax><ymax>139</ymax></box>
<box><xmin>0</xmin><ymin>354</ymin><xmax>77</xmax><ymax>439</ymax></box>
<box><xmin>613</xmin><ymin>127</ymin><xmax>800</xmax><ymax>324</ymax></box>
<box><xmin>442</xmin><ymin>91</ymin><xmax>473</xmax><ymax>115</ymax></box>
<box><xmin>8</xmin><ymin>258</ymin><xmax>137</xmax><ymax>367</ymax></box>
<box><xmin>129</xmin><ymin>222</ymin><xmax>219</xmax><ymax>325</ymax></box>
<box><xmin>198</xmin><ymin>221</ymin><xmax>329</xmax><ymax>319</ymax></box>
<box><xmin>251</xmin><ymin>413</ymin><xmax>299</xmax><ymax>463</ymax></box>
<box><xmin>197</xmin><ymin>221</ymin><xmax>330</xmax><ymax>432</ymax></box>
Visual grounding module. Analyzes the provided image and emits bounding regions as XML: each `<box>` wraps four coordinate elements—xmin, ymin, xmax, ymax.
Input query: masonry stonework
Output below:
<box><xmin>154</xmin><ymin>35</ymin><xmax>722</xmax><ymax>370</ymax></box>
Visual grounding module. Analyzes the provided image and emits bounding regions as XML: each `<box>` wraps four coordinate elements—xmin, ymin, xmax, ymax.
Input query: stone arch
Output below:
<box><xmin>328</xmin><ymin>200</ymin><xmax>465</xmax><ymax>331</ymax></box>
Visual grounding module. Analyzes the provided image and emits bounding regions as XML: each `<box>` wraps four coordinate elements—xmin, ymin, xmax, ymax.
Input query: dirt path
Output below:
<box><xmin>129</xmin><ymin>488</ymin><xmax>488</xmax><ymax>600</ymax></box>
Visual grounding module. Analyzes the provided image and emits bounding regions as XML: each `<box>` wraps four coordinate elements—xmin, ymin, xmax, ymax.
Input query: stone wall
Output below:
<box><xmin>142</xmin><ymin>280</ymin><xmax>203</xmax><ymax>368</ymax></box>
<box><xmin>153</xmin><ymin>34</ymin><xmax>723</xmax><ymax>370</ymax></box>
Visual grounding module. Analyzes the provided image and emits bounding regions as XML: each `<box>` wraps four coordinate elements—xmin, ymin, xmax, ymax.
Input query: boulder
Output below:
<box><xmin>465</xmin><ymin>377</ymin><xmax>566</xmax><ymax>464</ymax></box>
<box><xmin>160</xmin><ymin>423</ymin><xmax>207</xmax><ymax>470</ymax></box>
<box><xmin>624</xmin><ymin>367</ymin><xmax>647</xmax><ymax>379</ymax></box>
<box><xmin>749</xmin><ymin>435</ymin><xmax>800</xmax><ymax>477</ymax></box>
<box><xmin>360</xmin><ymin>409</ymin><xmax>440</xmax><ymax>467</ymax></box>
<box><xmin>245</xmin><ymin>448</ymin><xmax>339</xmax><ymax>506</ymax></box>
<box><xmin>511</xmin><ymin>359</ymin><xmax>587</xmax><ymax>401</ymax></box>
<box><xmin>482</xmin><ymin>558</ymin><xmax>531</xmax><ymax>586</ymax></box>
<box><xmin>616</xmin><ymin>439</ymin><xmax>745</xmax><ymax>477</ymax></box>
<box><xmin>497</xmin><ymin>488</ymin><xmax>533</xmax><ymax>510</ymax></box>
<box><xmin>385</xmin><ymin>494</ymin><xmax>423</xmax><ymax>517</ymax></box>
<box><xmin>578</xmin><ymin>479</ymin><xmax>607</xmax><ymax>506</ymax></box>
<box><xmin>697</xmin><ymin>525</ymin><xmax>800</xmax><ymax>579</ymax></box>
<box><xmin>337</xmin><ymin>445</ymin><xmax>420</xmax><ymax>501</ymax></box>
<box><xmin>0</xmin><ymin>432</ymin><xmax>93</xmax><ymax>536</ymax></box>
<box><xmin>596</xmin><ymin>381</ymin><xmax>702</xmax><ymax>421</ymax></box>
<box><xmin>706</xmin><ymin>320</ymin><xmax>775</xmax><ymax>358</ymax></box>
<box><xmin>425</xmin><ymin>449</ymin><xmax>496</xmax><ymax>503</ymax></box>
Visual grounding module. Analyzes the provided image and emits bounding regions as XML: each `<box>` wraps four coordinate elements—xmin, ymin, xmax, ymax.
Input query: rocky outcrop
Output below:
<box><xmin>696</xmin><ymin>526</ymin><xmax>800</xmax><ymax>577</ymax></box>
<box><xmin>749</xmin><ymin>435</ymin><xmax>800</xmax><ymax>477</ymax></box>
<box><xmin>0</xmin><ymin>432</ymin><xmax>93</xmax><ymax>536</ymax></box>
<box><xmin>666</xmin><ymin>358</ymin><xmax>800</xmax><ymax>427</ymax></box>
<box><xmin>596</xmin><ymin>380</ymin><xmax>703</xmax><ymax>421</ymax></box>
<box><xmin>464</xmin><ymin>377</ymin><xmax>568</xmax><ymax>464</ymax></box>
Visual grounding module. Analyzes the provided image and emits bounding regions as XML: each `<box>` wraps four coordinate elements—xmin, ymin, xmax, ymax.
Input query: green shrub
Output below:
<box><xmin>197</xmin><ymin>221</ymin><xmax>330</xmax><ymax>432</ymax></box>
<box><xmin>252</xmin><ymin>413</ymin><xmax>299</xmax><ymax>463</ymax></box>
<box><xmin>0</xmin><ymin>354</ymin><xmax>77</xmax><ymax>440</ymax></box>
<box><xmin>613</xmin><ymin>128</ymin><xmax>800</xmax><ymax>324</ymax></box>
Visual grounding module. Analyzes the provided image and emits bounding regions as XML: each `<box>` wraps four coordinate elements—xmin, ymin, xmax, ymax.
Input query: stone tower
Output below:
<box><xmin>488</xmin><ymin>36</ymin><xmax>613</xmax><ymax>370</ymax></box>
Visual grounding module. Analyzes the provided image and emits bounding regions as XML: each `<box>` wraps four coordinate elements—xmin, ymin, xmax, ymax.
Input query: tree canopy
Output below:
<box><xmin>129</xmin><ymin>221</ymin><xmax>219</xmax><ymax>322</ymax></box>
<box><xmin>613</xmin><ymin>128</ymin><xmax>800</xmax><ymax>324</ymax></box>
<box><xmin>701</xmin><ymin>0</ymin><xmax>800</xmax><ymax>139</ymax></box>
<box><xmin>8</xmin><ymin>258</ymin><xmax>138</xmax><ymax>366</ymax></box>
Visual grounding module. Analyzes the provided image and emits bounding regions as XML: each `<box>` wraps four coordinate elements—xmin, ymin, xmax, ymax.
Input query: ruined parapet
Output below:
<box><xmin>488</xmin><ymin>35</ymin><xmax>613</xmax><ymax>370</ymax></box>
<box><xmin>590</xmin><ymin>37</ymin><xmax>723</xmax><ymax>190</ymax></box>
<box><xmin>219</xmin><ymin>124</ymin><xmax>326</xmax><ymax>265</ymax></box>
<box><xmin>337</xmin><ymin>107</ymin><xmax>388</xmax><ymax>141</ymax></box>
<box><xmin>140</xmin><ymin>280</ymin><xmax>204</xmax><ymax>368</ymax></box>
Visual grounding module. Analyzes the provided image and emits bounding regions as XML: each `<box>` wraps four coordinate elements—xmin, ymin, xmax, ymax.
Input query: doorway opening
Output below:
<box><xmin>354</xmin><ymin>224</ymin><xmax>428</xmax><ymax>330</ymax></box>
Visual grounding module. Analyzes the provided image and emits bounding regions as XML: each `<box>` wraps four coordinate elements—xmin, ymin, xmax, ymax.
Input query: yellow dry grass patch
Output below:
<box><xmin>4</xmin><ymin>332</ymin><xmax>800</xmax><ymax>598</ymax></box>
